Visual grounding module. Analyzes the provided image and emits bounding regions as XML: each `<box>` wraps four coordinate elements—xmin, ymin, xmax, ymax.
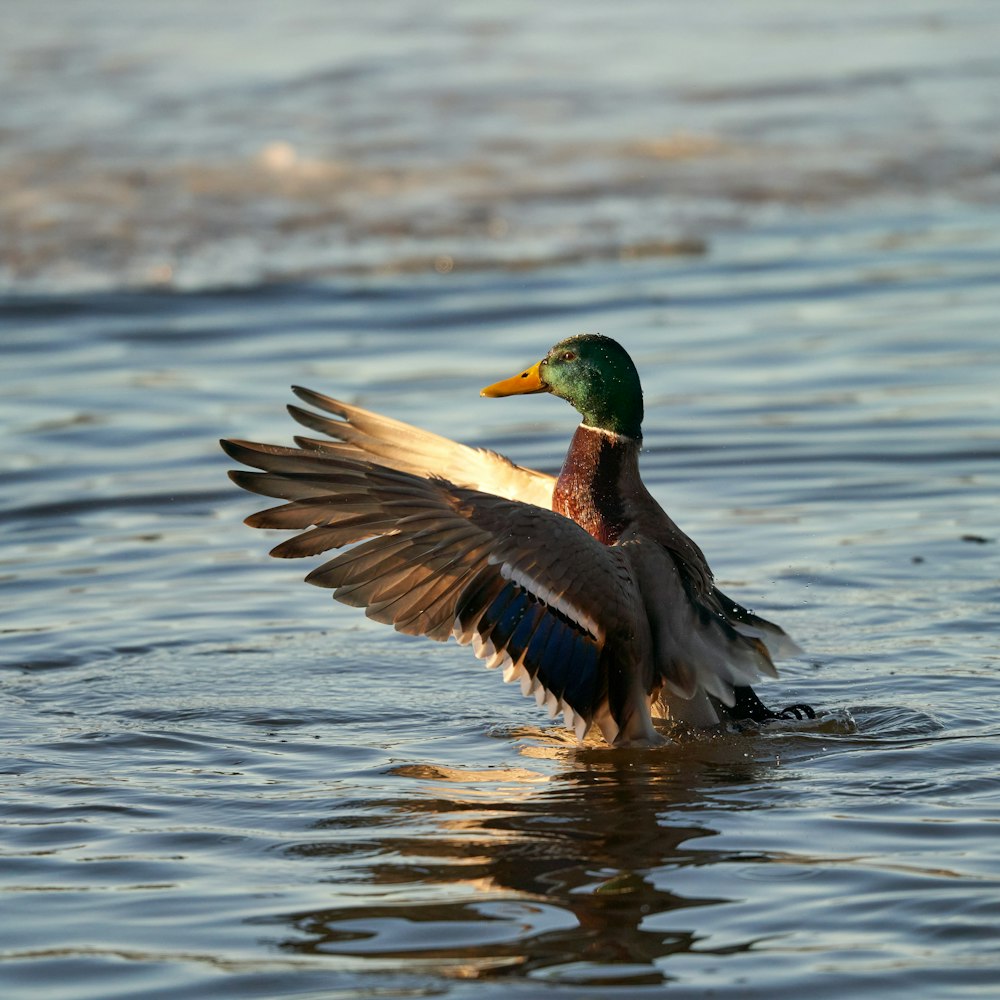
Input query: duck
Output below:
<box><xmin>221</xmin><ymin>334</ymin><xmax>813</xmax><ymax>746</ymax></box>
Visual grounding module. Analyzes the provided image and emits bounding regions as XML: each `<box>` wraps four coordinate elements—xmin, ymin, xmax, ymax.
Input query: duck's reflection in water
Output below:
<box><xmin>275</xmin><ymin>729</ymin><xmax>779</xmax><ymax>985</ymax></box>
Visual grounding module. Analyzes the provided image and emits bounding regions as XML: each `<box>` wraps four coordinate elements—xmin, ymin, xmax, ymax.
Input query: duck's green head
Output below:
<box><xmin>481</xmin><ymin>334</ymin><xmax>644</xmax><ymax>439</ymax></box>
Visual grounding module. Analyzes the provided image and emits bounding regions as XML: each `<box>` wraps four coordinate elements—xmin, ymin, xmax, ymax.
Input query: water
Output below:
<box><xmin>3</xmin><ymin>3</ymin><xmax>1000</xmax><ymax>998</ymax></box>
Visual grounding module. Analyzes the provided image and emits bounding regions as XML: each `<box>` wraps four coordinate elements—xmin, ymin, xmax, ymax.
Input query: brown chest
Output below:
<box><xmin>552</xmin><ymin>425</ymin><xmax>633</xmax><ymax>545</ymax></box>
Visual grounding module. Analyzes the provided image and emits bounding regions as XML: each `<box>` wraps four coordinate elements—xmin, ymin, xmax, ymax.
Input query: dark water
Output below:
<box><xmin>3</xmin><ymin>3</ymin><xmax>1000</xmax><ymax>998</ymax></box>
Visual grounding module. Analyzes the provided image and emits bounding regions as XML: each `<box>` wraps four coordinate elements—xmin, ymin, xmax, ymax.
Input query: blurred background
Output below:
<box><xmin>3</xmin><ymin>3</ymin><xmax>1000</xmax><ymax>999</ymax></box>
<box><xmin>4</xmin><ymin>0</ymin><xmax>1000</xmax><ymax>291</ymax></box>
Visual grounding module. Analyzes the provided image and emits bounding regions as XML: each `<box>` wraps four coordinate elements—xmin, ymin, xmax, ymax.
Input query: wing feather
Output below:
<box><xmin>713</xmin><ymin>587</ymin><xmax>804</xmax><ymax>660</ymax></box>
<box><xmin>620</xmin><ymin>537</ymin><xmax>781</xmax><ymax>723</ymax></box>
<box><xmin>286</xmin><ymin>388</ymin><xmax>556</xmax><ymax>507</ymax></box>
<box><xmin>222</xmin><ymin>435</ymin><xmax>639</xmax><ymax>734</ymax></box>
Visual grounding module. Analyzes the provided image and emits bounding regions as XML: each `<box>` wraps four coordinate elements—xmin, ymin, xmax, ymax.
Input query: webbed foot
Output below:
<box><xmin>774</xmin><ymin>702</ymin><xmax>816</xmax><ymax>721</ymax></box>
<box><xmin>729</xmin><ymin>685</ymin><xmax>816</xmax><ymax>724</ymax></box>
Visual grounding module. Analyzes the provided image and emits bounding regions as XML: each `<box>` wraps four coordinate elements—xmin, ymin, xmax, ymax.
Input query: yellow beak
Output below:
<box><xmin>480</xmin><ymin>359</ymin><xmax>546</xmax><ymax>397</ymax></box>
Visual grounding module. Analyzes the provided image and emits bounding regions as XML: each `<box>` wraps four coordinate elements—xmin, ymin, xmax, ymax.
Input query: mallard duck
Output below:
<box><xmin>222</xmin><ymin>334</ymin><xmax>812</xmax><ymax>746</ymax></box>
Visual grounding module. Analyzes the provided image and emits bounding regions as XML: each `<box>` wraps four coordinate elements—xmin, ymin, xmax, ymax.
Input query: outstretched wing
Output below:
<box><xmin>222</xmin><ymin>438</ymin><xmax>641</xmax><ymax>741</ymax></box>
<box><xmin>286</xmin><ymin>388</ymin><xmax>556</xmax><ymax>509</ymax></box>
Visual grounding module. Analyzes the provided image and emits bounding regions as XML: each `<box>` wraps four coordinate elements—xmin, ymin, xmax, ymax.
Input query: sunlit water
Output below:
<box><xmin>3</xmin><ymin>3</ymin><xmax>1000</xmax><ymax>999</ymax></box>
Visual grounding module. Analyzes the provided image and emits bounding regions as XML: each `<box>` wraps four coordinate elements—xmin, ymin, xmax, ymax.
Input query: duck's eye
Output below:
<box><xmin>560</xmin><ymin>351</ymin><xmax>576</xmax><ymax>362</ymax></box>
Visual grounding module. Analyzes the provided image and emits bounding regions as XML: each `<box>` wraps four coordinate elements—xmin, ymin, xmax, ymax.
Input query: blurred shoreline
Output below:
<box><xmin>3</xmin><ymin>1</ymin><xmax>1000</xmax><ymax>292</ymax></box>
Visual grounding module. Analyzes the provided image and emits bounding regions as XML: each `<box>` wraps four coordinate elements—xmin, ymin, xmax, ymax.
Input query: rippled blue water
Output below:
<box><xmin>3</xmin><ymin>3</ymin><xmax>1000</xmax><ymax>998</ymax></box>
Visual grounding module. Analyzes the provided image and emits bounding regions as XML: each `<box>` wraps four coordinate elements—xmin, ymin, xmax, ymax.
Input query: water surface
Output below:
<box><xmin>3</xmin><ymin>3</ymin><xmax>1000</xmax><ymax>998</ymax></box>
